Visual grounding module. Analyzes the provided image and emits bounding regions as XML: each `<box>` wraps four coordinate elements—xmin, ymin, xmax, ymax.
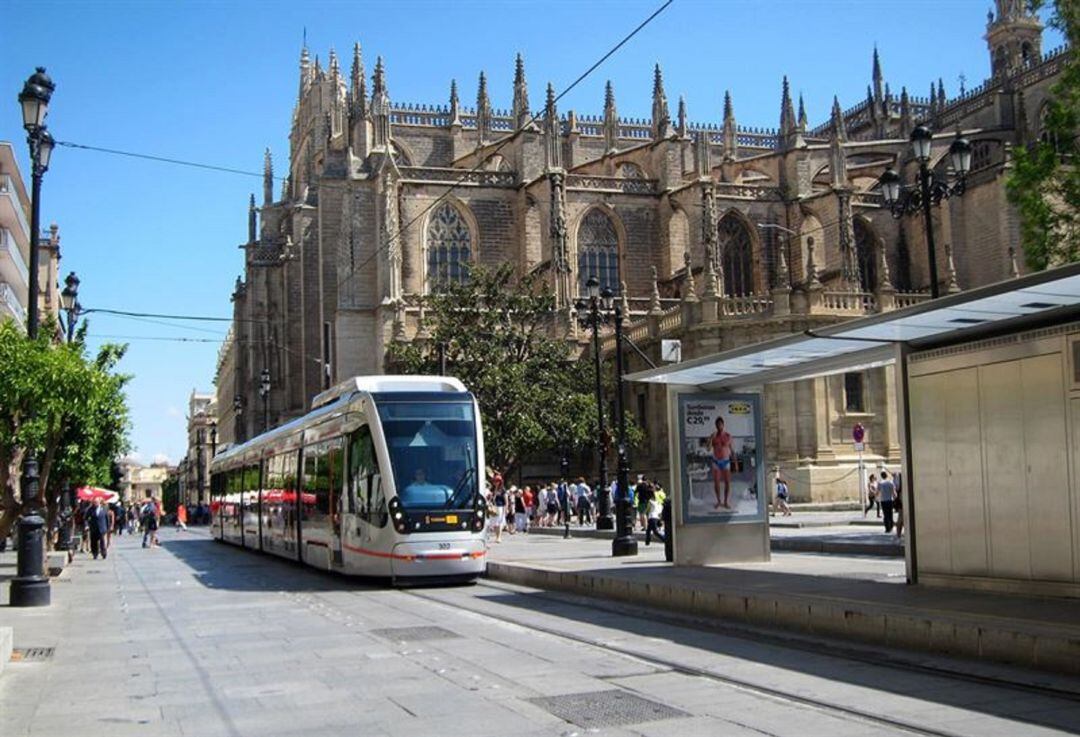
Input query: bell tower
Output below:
<box><xmin>985</xmin><ymin>0</ymin><xmax>1043</xmax><ymax>77</ymax></box>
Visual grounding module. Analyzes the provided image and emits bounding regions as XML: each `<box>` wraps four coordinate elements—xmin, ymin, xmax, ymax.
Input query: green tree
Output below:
<box><xmin>0</xmin><ymin>318</ymin><xmax>132</xmax><ymax>544</ymax></box>
<box><xmin>1007</xmin><ymin>0</ymin><xmax>1080</xmax><ymax>269</ymax></box>
<box><xmin>388</xmin><ymin>264</ymin><xmax>638</xmax><ymax>478</ymax></box>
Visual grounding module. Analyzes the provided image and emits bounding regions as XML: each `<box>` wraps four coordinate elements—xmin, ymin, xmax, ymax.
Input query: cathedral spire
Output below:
<box><xmin>544</xmin><ymin>82</ymin><xmax>561</xmax><ymax>170</ymax></box>
<box><xmin>512</xmin><ymin>53</ymin><xmax>531</xmax><ymax>131</ymax></box>
<box><xmin>448</xmin><ymin>78</ymin><xmax>461</xmax><ymax>127</ymax></box>
<box><xmin>651</xmin><ymin>63</ymin><xmax>671</xmax><ymax>140</ymax></box>
<box><xmin>263</xmin><ymin>148</ymin><xmax>273</xmax><ymax>205</ymax></box>
<box><xmin>603</xmin><ymin>80</ymin><xmax>618</xmax><ymax>154</ymax></box>
<box><xmin>676</xmin><ymin>95</ymin><xmax>687</xmax><ymax>138</ymax></box>
<box><xmin>371</xmin><ymin>56</ymin><xmax>392</xmax><ymax>149</ymax></box>
<box><xmin>722</xmin><ymin>90</ymin><xmax>737</xmax><ymax>160</ymax></box>
<box><xmin>778</xmin><ymin>76</ymin><xmax>797</xmax><ymax>149</ymax></box>
<box><xmin>872</xmin><ymin>45</ymin><xmax>884</xmax><ymax>102</ymax></box>
<box><xmin>350</xmin><ymin>42</ymin><xmax>367</xmax><ymax>119</ymax></box>
<box><xmin>299</xmin><ymin>44</ymin><xmax>312</xmax><ymax>99</ymax></box>
<box><xmin>328</xmin><ymin>47</ymin><xmax>340</xmax><ymax>80</ymax></box>
<box><xmin>248</xmin><ymin>193</ymin><xmax>257</xmax><ymax>243</ymax></box>
<box><xmin>937</xmin><ymin>78</ymin><xmax>946</xmax><ymax>109</ymax></box>
<box><xmin>797</xmin><ymin>93</ymin><xmax>807</xmax><ymax>131</ymax></box>
<box><xmin>476</xmin><ymin>71</ymin><xmax>492</xmax><ymax>145</ymax></box>
<box><xmin>313</xmin><ymin>54</ymin><xmax>324</xmax><ymax>82</ymax></box>
<box><xmin>830</xmin><ymin>96</ymin><xmax>848</xmax><ymax>188</ymax></box>
<box><xmin>899</xmin><ymin>86</ymin><xmax>913</xmax><ymax>138</ymax></box>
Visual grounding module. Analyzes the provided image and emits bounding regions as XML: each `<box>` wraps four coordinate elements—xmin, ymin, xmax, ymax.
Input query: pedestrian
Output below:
<box><xmin>105</xmin><ymin>503</ymin><xmax>116</xmax><ymax>549</ymax></box>
<box><xmin>877</xmin><ymin>470</ymin><xmax>897</xmax><ymax>534</ymax></box>
<box><xmin>644</xmin><ymin>492</ymin><xmax>666</xmax><ymax>546</ymax></box>
<box><xmin>575</xmin><ymin>478</ymin><xmax>592</xmax><ymax>525</ymax></box>
<box><xmin>709</xmin><ymin>416</ymin><xmax>734</xmax><ymax>509</ymax></box>
<box><xmin>864</xmin><ymin>473</ymin><xmax>880</xmax><ymax>517</ymax></box>
<box><xmin>126</xmin><ymin>504</ymin><xmax>138</xmax><ymax>534</ymax></box>
<box><xmin>893</xmin><ymin>471</ymin><xmax>904</xmax><ymax>538</ymax></box>
<box><xmin>511</xmin><ymin>486</ymin><xmax>526</xmax><ymax>534</ymax></box>
<box><xmin>522</xmin><ymin>485</ymin><xmax>535</xmax><ymax>530</ymax></box>
<box><xmin>491</xmin><ymin>478</ymin><xmax>507</xmax><ymax>543</ymax></box>
<box><xmin>86</xmin><ymin>498</ymin><xmax>111</xmax><ymax>559</ymax></box>
<box><xmin>176</xmin><ymin>503</ymin><xmax>188</xmax><ymax>531</ymax></box>
<box><xmin>635</xmin><ymin>476</ymin><xmax>653</xmax><ymax>531</ymax></box>
<box><xmin>775</xmin><ymin>476</ymin><xmax>792</xmax><ymax>517</ymax></box>
<box><xmin>114</xmin><ymin>503</ymin><xmax>126</xmax><ymax>536</ymax></box>
<box><xmin>140</xmin><ymin>495</ymin><xmax>160</xmax><ymax>548</ymax></box>
<box><xmin>543</xmin><ymin>485</ymin><xmax>558</xmax><ymax>527</ymax></box>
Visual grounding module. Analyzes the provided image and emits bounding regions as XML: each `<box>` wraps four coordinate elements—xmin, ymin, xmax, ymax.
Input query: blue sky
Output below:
<box><xmin>0</xmin><ymin>0</ymin><xmax>1063</xmax><ymax>465</ymax></box>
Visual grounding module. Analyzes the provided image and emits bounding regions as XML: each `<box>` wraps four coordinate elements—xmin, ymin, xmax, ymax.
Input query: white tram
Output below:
<box><xmin>209</xmin><ymin>376</ymin><xmax>487</xmax><ymax>583</ymax></box>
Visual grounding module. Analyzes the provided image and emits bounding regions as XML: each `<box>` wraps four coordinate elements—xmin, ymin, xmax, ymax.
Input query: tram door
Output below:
<box><xmin>347</xmin><ymin>425</ymin><xmax>390</xmax><ymax>570</ymax></box>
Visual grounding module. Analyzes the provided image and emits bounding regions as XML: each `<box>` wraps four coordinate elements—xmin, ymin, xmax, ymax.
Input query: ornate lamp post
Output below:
<box><xmin>59</xmin><ymin>271</ymin><xmax>81</xmax><ymax>342</ymax></box>
<box><xmin>195</xmin><ymin>428</ymin><xmax>205</xmax><ymax>506</ymax></box>
<box><xmin>259</xmin><ymin>369</ymin><xmax>271</xmax><ymax>433</ymax></box>
<box><xmin>879</xmin><ymin>126</ymin><xmax>972</xmax><ymax>299</ymax></box>
<box><xmin>574</xmin><ymin>276</ymin><xmax>614</xmax><ymax>531</ymax></box>
<box><xmin>209</xmin><ymin>420</ymin><xmax>218</xmax><ymax>458</ymax></box>
<box><xmin>11</xmin><ymin>67</ymin><xmax>56</xmax><ymax>607</ymax></box>
<box><xmin>610</xmin><ymin>292</ymin><xmax>638</xmax><ymax>557</ymax></box>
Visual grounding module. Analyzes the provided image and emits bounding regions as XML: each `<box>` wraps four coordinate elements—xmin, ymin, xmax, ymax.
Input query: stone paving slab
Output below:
<box><xmin>486</xmin><ymin>534</ymin><xmax>1080</xmax><ymax>676</ymax></box>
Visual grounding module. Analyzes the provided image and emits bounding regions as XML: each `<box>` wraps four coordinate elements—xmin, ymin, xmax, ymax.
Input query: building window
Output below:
<box><xmin>426</xmin><ymin>202</ymin><xmax>472</xmax><ymax>291</ymax></box>
<box><xmin>719</xmin><ymin>213</ymin><xmax>754</xmax><ymax>296</ymax></box>
<box><xmin>577</xmin><ymin>209</ymin><xmax>620</xmax><ymax>294</ymax></box>
<box><xmin>844</xmin><ymin>372</ymin><xmax>865</xmax><ymax>413</ymax></box>
<box><xmin>853</xmin><ymin>219</ymin><xmax>878</xmax><ymax>292</ymax></box>
<box><xmin>618</xmin><ymin>162</ymin><xmax>645</xmax><ymax>179</ymax></box>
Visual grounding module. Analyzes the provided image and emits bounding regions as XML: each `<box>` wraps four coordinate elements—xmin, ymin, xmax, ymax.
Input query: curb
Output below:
<box><xmin>485</xmin><ymin>561</ymin><xmax>1080</xmax><ymax>677</ymax></box>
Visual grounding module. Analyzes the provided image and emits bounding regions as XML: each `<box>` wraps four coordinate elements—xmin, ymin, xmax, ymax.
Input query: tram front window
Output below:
<box><xmin>375</xmin><ymin>399</ymin><xmax>479</xmax><ymax>510</ymax></box>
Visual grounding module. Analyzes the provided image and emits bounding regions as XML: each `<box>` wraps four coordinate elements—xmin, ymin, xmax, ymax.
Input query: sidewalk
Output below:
<box><xmin>515</xmin><ymin>510</ymin><xmax>905</xmax><ymax>557</ymax></box>
<box><xmin>485</xmin><ymin>534</ymin><xmax>1080</xmax><ymax>677</ymax></box>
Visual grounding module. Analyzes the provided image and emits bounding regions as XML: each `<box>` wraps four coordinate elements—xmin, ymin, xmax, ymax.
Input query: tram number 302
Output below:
<box><xmin>438</xmin><ymin>542</ymin><xmax>452</xmax><ymax>550</ymax></box>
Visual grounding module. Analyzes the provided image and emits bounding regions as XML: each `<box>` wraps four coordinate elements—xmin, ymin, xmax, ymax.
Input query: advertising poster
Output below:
<box><xmin>678</xmin><ymin>393</ymin><xmax>765</xmax><ymax>524</ymax></box>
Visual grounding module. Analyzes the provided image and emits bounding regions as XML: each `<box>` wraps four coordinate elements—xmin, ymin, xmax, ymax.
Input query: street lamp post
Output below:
<box><xmin>574</xmin><ymin>276</ymin><xmax>614</xmax><ymax>531</ymax></box>
<box><xmin>11</xmin><ymin>67</ymin><xmax>56</xmax><ymax>608</ymax></box>
<box><xmin>209</xmin><ymin>420</ymin><xmax>218</xmax><ymax>459</ymax></box>
<box><xmin>611</xmin><ymin>297</ymin><xmax>638</xmax><ymax>558</ymax></box>
<box><xmin>879</xmin><ymin>126</ymin><xmax>972</xmax><ymax>299</ymax></box>
<box><xmin>195</xmin><ymin>429</ymin><xmax>204</xmax><ymax>506</ymax></box>
<box><xmin>59</xmin><ymin>271</ymin><xmax>81</xmax><ymax>343</ymax></box>
<box><xmin>259</xmin><ymin>369</ymin><xmax>271</xmax><ymax>433</ymax></box>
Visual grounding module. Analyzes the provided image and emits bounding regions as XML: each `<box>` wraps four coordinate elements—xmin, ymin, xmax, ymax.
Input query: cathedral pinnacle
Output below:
<box><xmin>449</xmin><ymin>79</ymin><xmax>461</xmax><ymax>126</ymax></box>
<box><xmin>299</xmin><ymin>45</ymin><xmax>312</xmax><ymax>99</ymax></box>
<box><xmin>872</xmin><ymin>45</ymin><xmax>883</xmax><ymax>102</ymax></box>
<box><xmin>544</xmin><ymin>82</ymin><xmax>561</xmax><ymax>170</ymax></box>
<box><xmin>512</xmin><ymin>53</ymin><xmax>531</xmax><ymax>131</ymax></box>
<box><xmin>603</xmin><ymin>80</ymin><xmax>618</xmax><ymax>154</ymax></box>
<box><xmin>723</xmin><ymin>90</ymin><xmax>734</xmax><ymax>122</ymax></box>
<box><xmin>676</xmin><ymin>95</ymin><xmax>687</xmax><ymax>138</ymax></box>
<box><xmin>651</xmin><ymin>63</ymin><xmax>670</xmax><ymax>140</ymax></box>
<box><xmin>797</xmin><ymin>93</ymin><xmax>807</xmax><ymax>131</ymax></box>
<box><xmin>328</xmin><ymin>47</ymin><xmax>340</xmax><ymax>79</ymax></box>
<box><xmin>830</xmin><ymin>95</ymin><xmax>847</xmax><ymax>143</ymax></box>
<box><xmin>263</xmin><ymin>148</ymin><xmax>274</xmax><ymax>205</ymax></box>
<box><xmin>371</xmin><ymin>57</ymin><xmax>392</xmax><ymax>149</ymax></box>
<box><xmin>476</xmin><ymin>71</ymin><xmax>492</xmax><ymax>145</ymax></box>
<box><xmin>899</xmin><ymin>86</ymin><xmax>912</xmax><ymax>137</ymax></box>
<box><xmin>722</xmin><ymin>90</ymin><xmax>736</xmax><ymax>161</ymax></box>
<box><xmin>778</xmin><ymin>76</ymin><xmax>797</xmax><ymax>149</ymax></box>
<box><xmin>350</xmin><ymin>43</ymin><xmax>367</xmax><ymax>118</ymax></box>
<box><xmin>373</xmin><ymin>56</ymin><xmax>387</xmax><ymax>95</ymax></box>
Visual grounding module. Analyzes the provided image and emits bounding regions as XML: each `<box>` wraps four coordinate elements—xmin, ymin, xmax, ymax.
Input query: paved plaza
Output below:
<box><xmin>3</xmin><ymin>529</ymin><xmax>1080</xmax><ymax>736</ymax></box>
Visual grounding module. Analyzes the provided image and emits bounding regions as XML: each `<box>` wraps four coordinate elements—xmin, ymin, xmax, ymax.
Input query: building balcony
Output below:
<box><xmin>0</xmin><ymin>175</ymin><xmax>31</xmax><ymax>242</ymax></box>
<box><xmin>0</xmin><ymin>227</ymin><xmax>29</xmax><ymax>293</ymax></box>
<box><xmin>0</xmin><ymin>281</ymin><xmax>27</xmax><ymax>327</ymax></box>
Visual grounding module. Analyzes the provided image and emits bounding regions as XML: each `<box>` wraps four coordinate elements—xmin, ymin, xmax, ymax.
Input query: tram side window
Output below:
<box><xmin>326</xmin><ymin>438</ymin><xmax>345</xmax><ymax>526</ymax></box>
<box><xmin>349</xmin><ymin>426</ymin><xmax>385</xmax><ymax>525</ymax></box>
<box><xmin>302</xmin><ymin>442</ymin><xmax>330</xmax><ymax>525</ymax></box>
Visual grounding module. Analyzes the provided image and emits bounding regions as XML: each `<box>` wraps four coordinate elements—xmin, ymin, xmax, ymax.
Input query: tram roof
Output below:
<box><xmin>625</xmin><ymin>262</ymin><xmax>1080</xmax><ymax>391</ymax></box>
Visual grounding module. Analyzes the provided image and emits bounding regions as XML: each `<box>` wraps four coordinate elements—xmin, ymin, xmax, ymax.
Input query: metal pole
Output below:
<box><xmin>11</xmin><ymin>128</ymin><xmax>50</xmax><ymax>607</ymax></box>
<box><xmin>591</xmin><ymin>299</ymin><xmax>613</xmax><ymax>530</ymax></box>
<box><xmin>611</xmin><ymin>303</ymin><xmax>638</xmax><ymax>557</ymax></box>
<box><xmin>918</xmin><ymin>163</ymin><xmax>940</xmax><ymax>299</ymax></box>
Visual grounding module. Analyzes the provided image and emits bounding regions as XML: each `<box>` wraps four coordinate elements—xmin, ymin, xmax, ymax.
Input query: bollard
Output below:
<box><xmin>10</xmin><ymin>512</ymin><xmax>51</xmax><ymax>607</ymax></box>
<box><xmin>662</xmin><ymin>497</ymin><xmax>674</xmax><ymax>563</ymax></box>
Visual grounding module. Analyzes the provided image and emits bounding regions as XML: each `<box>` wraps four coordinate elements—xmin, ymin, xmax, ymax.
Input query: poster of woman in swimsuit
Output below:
<box><xmin>677</xmin><ymin>393</ymin><xmax>765</xmax><ymax>524</ymax></box>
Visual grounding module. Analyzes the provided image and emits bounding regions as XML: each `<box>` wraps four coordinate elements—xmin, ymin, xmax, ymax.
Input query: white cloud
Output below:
<box><xmin>165</xmin><ymin>406</ymin><xmax>182</xmax><ymax>419</ymax></box>
<box><xmin>152</xmin><ymin>453</ymin><xmax>171</xmax><ymax>465</ymax></box>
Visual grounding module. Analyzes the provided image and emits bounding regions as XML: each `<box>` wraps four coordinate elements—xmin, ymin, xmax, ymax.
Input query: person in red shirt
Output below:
<box><xmin>708</xmin><ymin>416</ymin><xmax>733</xmax><ymax>509</ymax></box>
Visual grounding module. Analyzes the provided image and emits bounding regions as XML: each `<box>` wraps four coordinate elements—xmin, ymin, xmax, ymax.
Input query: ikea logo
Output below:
<box><xmin>728</xmin><ymin>402</ymin><xmax>752</xmax><ymax>415</ymax></box>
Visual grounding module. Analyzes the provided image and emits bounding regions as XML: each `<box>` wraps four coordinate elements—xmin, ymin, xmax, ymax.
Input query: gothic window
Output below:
<box><xmin>618</xmin><ymin>162</ymin><xmax>645</xmax><ymax>179</ymax></box>
<box><xmin>1021</xmin><ymin>42</ymin><xmax>1033</xmax><ymax>65</ymax></box>
<box><xmin>486</xmin><ymin>154</ymin><xmax>512</xmax><ymax>172</ymax></box>
<box><xmin>577</xmin><ymin>209</ymin><xmax>620</xmax><ymax>294</ymax></box>
<box><xmin>853</xmin><ymin>219</ymin><xmax>878</xmax><ymax>292</ymax></box>
<box><xmin>426</xmin><ymin>202</ymin><xmax>472</xmax><ymax>291</ymax></box>
<box><xmin>719</xmin><ymin>213</ymin><xmax>754</xmax><ymax>296</ymax></box>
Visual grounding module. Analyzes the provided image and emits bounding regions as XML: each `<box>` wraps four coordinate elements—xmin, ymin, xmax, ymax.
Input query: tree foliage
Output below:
<box><xmin>0</xmin><ymin>318</ymin><xmax>132</xmax><ymax>541</ymax></box>
<box><xmin>1007</xmin><ymin>0</ymin><xmax>1080</xmax><ymax>269</ymax></box>
<box><xmin>387</xmin><ymin>264</ymin><xmax>638</xmax><ymax>477</ymax></box>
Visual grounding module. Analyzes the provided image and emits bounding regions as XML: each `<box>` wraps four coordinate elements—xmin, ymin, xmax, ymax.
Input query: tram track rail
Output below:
<box><xmin>195</xmin><ymin>534</ymin><xmax>1080</xmax><ymax>736</ymax></box>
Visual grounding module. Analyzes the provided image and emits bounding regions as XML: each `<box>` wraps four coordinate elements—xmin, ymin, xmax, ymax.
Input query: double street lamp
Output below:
<box><xmin>11</xmin><ymin>67</ymin><xmax>57</xmax><ymax>607</ymax></box>
<box><xmin>575</xmin><ymin>275</ymin><xmax>636</xmax><ymax>557</ymax></box>
<box><xmin>879</xmin><ymin>125</ymin><xmax>972</xmax><ymax>299</ymax></box>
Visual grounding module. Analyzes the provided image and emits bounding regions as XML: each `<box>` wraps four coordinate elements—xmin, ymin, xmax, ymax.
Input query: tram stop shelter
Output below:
<box><xmin>626</xmin><ymin>262</ymin><xmax>1080</xmax><ymax>599</ymax></box>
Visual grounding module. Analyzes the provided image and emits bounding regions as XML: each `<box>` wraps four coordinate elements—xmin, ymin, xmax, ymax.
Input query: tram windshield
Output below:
<box><xmin>375</xmin><ymin>398</ymin><xmax>479</xmax><ymax>510</ymax></box>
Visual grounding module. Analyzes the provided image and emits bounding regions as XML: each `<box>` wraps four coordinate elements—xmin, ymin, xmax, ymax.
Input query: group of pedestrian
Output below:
<box><xmin>482</xmin><ymin>472</ymin><xmax>669</xmax><ymax>546</ymax></box>
<box><xmin>71</xmin><ymin>494</ymin><xmax>163</xmax><ymax>557</ymax></box>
